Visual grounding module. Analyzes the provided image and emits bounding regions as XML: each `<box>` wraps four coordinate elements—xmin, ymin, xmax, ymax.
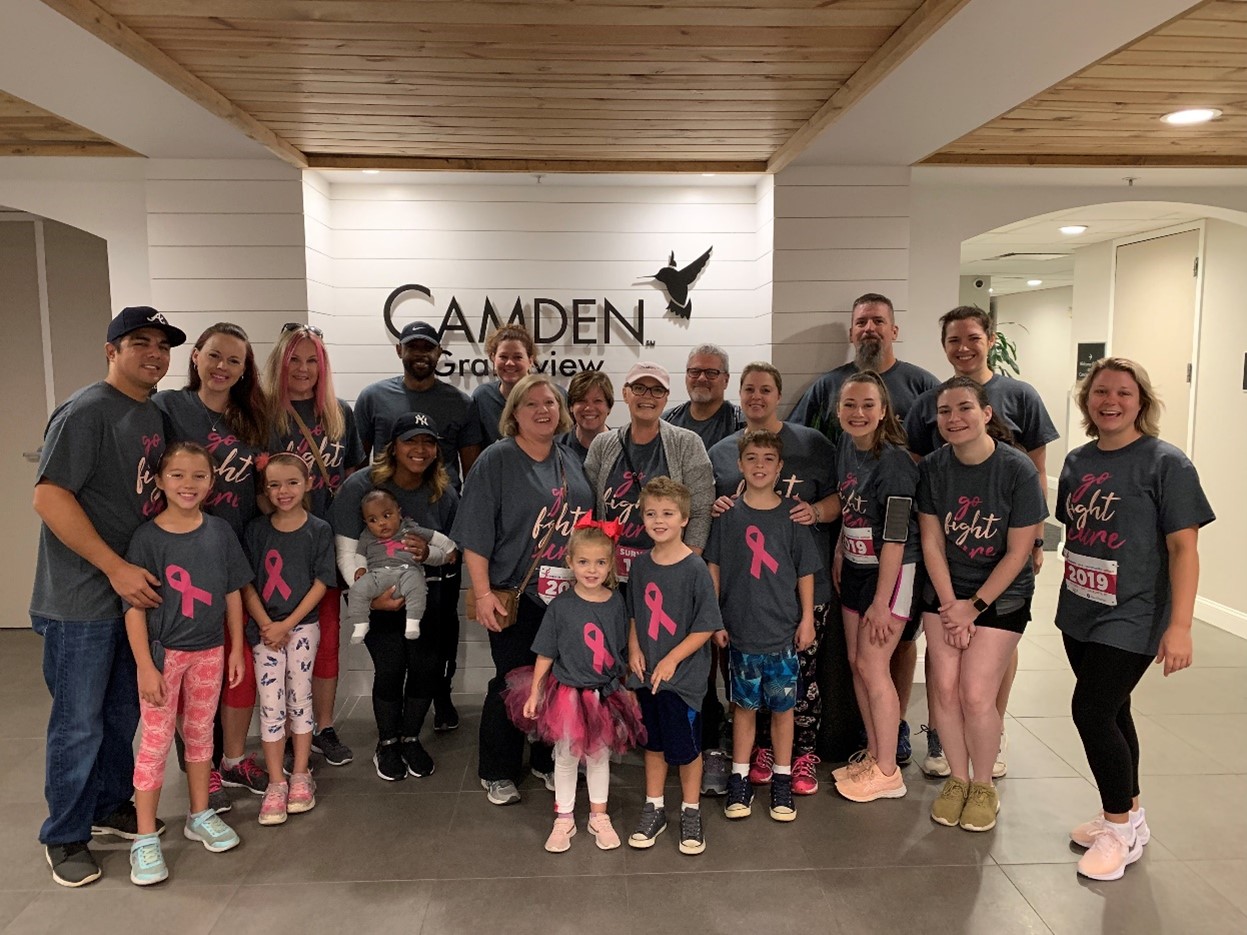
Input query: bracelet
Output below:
<box><xmin>812</xmin><ymin>503</ymin><xmax>822</xmax><ymax>522</ymax></box>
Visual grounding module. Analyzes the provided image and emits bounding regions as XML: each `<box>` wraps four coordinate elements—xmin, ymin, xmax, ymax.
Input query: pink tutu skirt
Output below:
<box><xmin>503</xmin><ymin>667</ymin><xmax>646</xmax><ymax>759</ymax></box>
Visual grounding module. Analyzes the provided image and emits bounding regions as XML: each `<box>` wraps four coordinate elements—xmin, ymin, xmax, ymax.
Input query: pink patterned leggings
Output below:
<box><xmin>134</xmin><ymin>646</ymin><xmax>224</xmax><ymax>792</ymax></box>
<box><xmin>253</xmin><ymin>623</ymin><xmax>320</xmax><ymax>740</ymax></box>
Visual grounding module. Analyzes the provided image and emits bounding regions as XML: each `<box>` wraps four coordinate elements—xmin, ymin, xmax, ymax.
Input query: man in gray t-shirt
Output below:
<box><xmin>30</xmin><ymin>306</ymin><xmax>186</xmax><ymax>887</ymax></box>
<box><xmin>663</xmin><ymin>344</ymin><xmax>745</xmax><ymax>450</ymax></box>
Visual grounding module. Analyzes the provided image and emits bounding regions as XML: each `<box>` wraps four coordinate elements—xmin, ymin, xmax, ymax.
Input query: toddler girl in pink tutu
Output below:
<box><xmin>505</xmin><ymin>518</ymin><xmax>645</xmax><ymax>853</ymax></box>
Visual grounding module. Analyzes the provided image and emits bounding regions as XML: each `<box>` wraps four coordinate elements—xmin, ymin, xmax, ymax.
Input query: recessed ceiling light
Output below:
<box><xmin>1059</xmin><ymin>225</ymin><xmax>1088</xmax><ymax>235</ymax></box>
<box><xmin>361</xmin><ymin>169</ymin><xmax>380</xmax><ymax>175</ymax></box>
<box><xmin>988</xmin><ymin>288</ymin><xmax>994</xmax><ymax>294</ymax></box>
<box><xmin>1161</xmin><ymin>108</ymin><xmax>1222</xmax><ymax>126</ymax></box>
<box><xmin>1027</xmin><ymin>279</ymin><xmax>1043</xmax><ymax>287</ymax></box>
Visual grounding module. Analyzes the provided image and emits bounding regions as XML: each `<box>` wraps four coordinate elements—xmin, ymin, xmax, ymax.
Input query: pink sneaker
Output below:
<box><xmin>1071</xmin><ymin>808</ymin><xmax>1150</xmax><ymax>848</ymax></box>
<box><xmin>258</xmin><ymin>782</ymin><xmax>288</xmax><ymax>826</ymax></box>
<box><xmin>835</xmin><ymin>762</ymin><xmax>907</xmax><ymax>803</ymax></box>
<box><xmin>544</xmin><ymin>816</ymin><xmax>576</xmax><ymax>853</ymax></box>
<box><xmin>832</xmin><ymin>750</ymin><xmax>874</xmax><ymax>783</ymax></box>
<box><xmin>791</xmin><ymin>753</ymin><xmax>821</xmax><ymax>795</ymax></box>
<box><xmin>1077</xmin><ymin>820</ymin><xmax>1142</xmax><ymax>881</ymax></box>
<box><xmin>287</xmin><ymin>772</ymin><xmax>316</xmax><ymax>814</ymax></box>
<box><xmin>587</xmin><ymin>812</ymin><xmax>621</xmax><ymax>850</ymax></box>
<box><xmin>748</xmin><ymin>746</ymin><xmax>774</xmax><ymax>785</ymax></box>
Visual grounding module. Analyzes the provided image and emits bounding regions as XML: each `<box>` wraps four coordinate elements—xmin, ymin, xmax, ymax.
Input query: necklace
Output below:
<box><xmin>196</xmin><ymin>391</ymin><xmax>227</xmax><ymax>434</ymax></box>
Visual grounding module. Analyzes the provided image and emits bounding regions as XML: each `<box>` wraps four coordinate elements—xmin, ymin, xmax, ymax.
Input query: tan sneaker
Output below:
<box><xmin>544</xmin><ymin>816</ymin><xmax>576</xmax><ymax>853</ymax></box>
<box><xmin>1071</xmin><ymin>808</ymin><xmax>1150</xmax><ymax>849</ymax></box>
<box><xmin>587</xmin><ymin>812</ymin><xmax>621</xmax><ymax>850</ymax></box>
<box><xmin>1077</xmin><ymin>820</ymin><xmax>1142</xmax><ymax>880</ymax></box>
<box><xmin>836</xmin><ymin>762</ymin><xmax>907</xmax><ymax>804</ymax></box>
<box><xmin>930</xmin><ymin>777</ymin><xmax>970</xmax><ymax>827</ymax></box>
<box><xmin>959</xmin><ymin>781</ymin><xmax>1000</xmax><ymax>832</ymax></box>
<box><xmin>832</xmin><ymin>750</ymin><xmax>874</xmax><ymax>783</ymax></box>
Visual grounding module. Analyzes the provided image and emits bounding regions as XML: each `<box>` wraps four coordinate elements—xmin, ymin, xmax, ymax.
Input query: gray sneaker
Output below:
<box><xmin>531</xmin><ymin>768</ymin><xmax>556</xmax><ymax>792</ymax></box>
<box><xmin>679</xmin><ymin>806</ymin><xmax>706</xmax><ymax>855</ymax></box>
<box><xmin>627</xmin><ymin>802</ymin><xmax>667</xmax><ymax>849</ymax></box>
<box><xmin>700</xmin><ymin>749</ymin><xmax>729</xmax><ymax>796</ymax></box>
<box><xmin>481</xmin><ymin>779</ymin><xmax>521</xmax><ymax>806</ymax></box>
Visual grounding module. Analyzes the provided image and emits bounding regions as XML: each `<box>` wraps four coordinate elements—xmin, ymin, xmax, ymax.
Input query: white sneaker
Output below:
<box><xmin>992</xmin><ymin>729</ymin><xmax>1008</xmax><ymax>779</ymax></box>
<box><xmin>1077</xmin><ymin>820</ymin><xmax>1142</xmax><ymax>881</ymax></box>
<box><xmin>920</xmin><ymin>725</ymin><xmax>950</xmax><ymax>778</ymax></box>
<box><xmin>1071</xmin><ymin>807</ymin><xmax>1150</xmax><ymax>849</ymax></box>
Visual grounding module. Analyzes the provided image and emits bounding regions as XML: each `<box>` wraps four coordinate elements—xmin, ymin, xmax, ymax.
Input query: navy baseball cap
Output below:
<box><xmin>107</xmin><ymin>306</ymin><xmax>187</xmax><ymax>347</ymax></box>
<box><xmin>392</xmin><ymin>412</ymin><xmax>441</xmax><ymax>442</ymax></box>
<box><xmin>398</xmin><ymin>321</ymin><xmax>444</xmax><ymax>347</ymax></box>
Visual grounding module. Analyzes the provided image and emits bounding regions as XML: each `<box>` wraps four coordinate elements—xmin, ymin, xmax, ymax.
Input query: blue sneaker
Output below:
<box><xmin>183</xmin><ymin>808</ymin><xmax>240</xmax><ymax>853</ymax></box>
<box><xmin>129</xmin><ymin>834</ymin><xmax>168</xmax><ymax>886</ymax></box>
<box><xmin>724</xmin><ymin>772</ymin><xmax>754</xmax><ymax>819</ymax></box>
<box><xmin>897</xmin><ymin>720</ymin><xmax>912</xmax><ymax>766</ymax></box>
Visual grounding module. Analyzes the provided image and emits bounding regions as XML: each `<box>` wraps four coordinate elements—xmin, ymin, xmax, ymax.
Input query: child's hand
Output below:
<box><xmin>227</xmin><ymin>648</ymin><xmax>245</xmax><ymax>687</ymax></box>
<box><xmin>522</xmin><ymin>692</ymin><xmax>540</xmax><ymax>720</ymax></box>
<box><xmin>710</xmin><ymin>494</ymin><xmax>737</xmax><ymax>518</ymax></box>
<box><xmin>713</xmin><ymin>629</ymin><xmax>729</xmax><ymax>648</ymax></box>
<box><xmin>137</xmin><ymin>666</ymin><xmax>165</xmax><ymax>707</ymax></box>
<box><xmin>354</xmin><ymin>568</ymin><xmax>367</xmax><ymax>581</ymax></box>
<box><xmin>650</xmin><ymin>654</ymin><xmax>678</xmax><ymax>692</ymax></box>
<box><xmin>795</xmin><ymin>618</ymin><xmax>816</xmax><ymax>652</ymax></box>
<box><xmin>628</xmin><ymin>644</ymin><xmax>646</xmax><ymax>681</ymax></box>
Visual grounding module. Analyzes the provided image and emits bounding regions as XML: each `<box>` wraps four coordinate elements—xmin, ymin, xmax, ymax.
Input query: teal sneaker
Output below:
<box><xmin>183</xmin><ymin>808</ymin><xmax>240</xmax><ymax>853</ymax></box>
<box><xmin>129</xmin><ymin>834</ymin><xmax>168</xmax><ymax>886</ymax></box>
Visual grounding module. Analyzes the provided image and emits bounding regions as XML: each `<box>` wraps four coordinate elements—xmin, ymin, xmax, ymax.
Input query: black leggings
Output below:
<box><xmin>477</xmin><ymin>594</ymin><xmax>553</xmax><ymax>782</ymax></box>
<box><xmin>1063</xmin><ymin>634</ymin><xmax>1153</xmax><ymax>815</ymax></box>
<box><xmin>364</xmin><ymin>601</ymin><xmax>445</xmax><ymax>742</ymax></box>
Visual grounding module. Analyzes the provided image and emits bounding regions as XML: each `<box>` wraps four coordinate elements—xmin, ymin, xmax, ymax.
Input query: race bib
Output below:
<box><xmin>842</xmin><ymin>526</ymin><xmax>878</xmax><ymax>566</ymax></box>
<box><xmin>615</xmin><ymin>544</ymin><xmax>646</xmax><ymax>582</ymax></box>
<box><xmin>537</xmin><ymin>564</ymin><xmax>574</xmax><ymax>604</ymax></box>
<box><xmin>1062</xmin><ymin>549</ymin><xmax>1118</xmax><ymax>606</ymax></box>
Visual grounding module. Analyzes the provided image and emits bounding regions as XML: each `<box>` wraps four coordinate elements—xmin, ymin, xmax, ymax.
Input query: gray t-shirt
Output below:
<box><xmin>917</xmin><ymin>442</ymin><xmax>1049</xmax><ymax>603</ymax></box>
<box><xmin>835</xmin><ymin>436</ymin><xmax>922</xmax><ymax>567</ymax></box>
<box><xmin>531</xmin><ymin>589</ymin><xmax>629</xmax><ymax>692</ymax></box>
<box><xmin>31</xmin><ymin>382</ymin><xmax>167</xmax><ymax>621</ymax></box>
<box><xmin>353</xmin><ymin>376</ymin><xmax>483</xmax><ymax>489</ymax></box>
<box><xmin>905</xmin><ymin>374</ymin><xmax>1060</xmax><ymax>457</ymax></box>
<box><xmin>269</xmin><ymin>398</ymin><xmax>365</xmax><ymax>522</ymax></box>
<box><xmin>707</xmin><ymin>424</ymin><xmax>836</xmax><ymax>604</ymax></box>
<box><xmin>124</xmin><ymin>515</ymin><xmax>254</xmax><ymax>652</ymax></box>
<box><xmin>153</xmin><ymin>388</ymin><xmax>262</xmax><ymax>540</ymax></box>
<box><xmin>600</xmin><ymin>428</ymin><xmax>670</xmax><ymax>564</ymax></box>
<box><xmin>704</xmin><ymin>498</ymin><xmax>821</xmax><ymax>653</ymax></box>
<box><xmin>625</xmin><ymin>552</ymin><xmax>722</xmax><ymax>711</ymax></box>
<box><xmin>357</xmin><ymin>517</ymin><xmax>438</xmax><ymax>570</ymax></box>
<box><xmin>557</xmin><ymin>430</ymin><xmax>591</xmax><ymax>465</ymax></box>
<box><xmin>662</xmin><ymin>401</ymin><xmax>746</xmax><ymax>450</ymax></box>
<box><xmin>471</xmin><ymin>380</ymin><xmax>507</xmax><ymax>447</ymax></box>
<box><xmin>450</xmin><ymin>439</ymin><xmax>594</xmax><ymax>602</ymax></box>
<box><xmin>1056</xmin><ymin>436</ymin><xmax>1215</xmax><ymax>655</ymax></box>
<box><xmin>789</xmin><ymin>360</ymin><xmax>940</xmax><ymax>445</ymax></box>
<box><xmin>242</xmin><ymin>513</ymin><xmax>337</xmax><ymax>645</ymax></box>
<box><xmin>331</xmin><ymin>470</ymin><xmax>458</xmax><ymax>542</ymax></box>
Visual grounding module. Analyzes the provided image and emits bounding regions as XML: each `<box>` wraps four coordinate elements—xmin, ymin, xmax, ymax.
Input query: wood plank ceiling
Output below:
<box><xmin>0</xmin><ymin>90</ymin><xmax>134</xmax><ymax>157</ymax></box>
<box><xmin>924</xmin><ymin>0</ymin><xmax>1247</xmax><ymax>166</ymax></box>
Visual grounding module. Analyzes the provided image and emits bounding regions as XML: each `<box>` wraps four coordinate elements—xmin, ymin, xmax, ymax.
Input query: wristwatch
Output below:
<box><xmin>970</xmin><ymin>594</ymin><xmax>989</xmax><ymax>615</ymax></box>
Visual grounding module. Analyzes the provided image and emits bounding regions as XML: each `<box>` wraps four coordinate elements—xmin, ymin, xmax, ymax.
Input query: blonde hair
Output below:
<box><xmin>500</xmin><ymin>374</ymin><xmax>572</xmax><ymax>438</ymax></box>
<box><xmin>1076</xmin><ymin>357</ymin><xmax>1163</xmax><ymax>439</ymax></box>
<box><xmin>637</xmin><ymin>476</ymin><xmax>691</xmax><ymax>520</ymax></box>
<box><xmin>262</xmin><ymin>326</ymin><xmax>346</xmax><ymax>441</ymax></box>
<box><xmin>567</xmin><ymin>525</ymin><xmax>619</xmax><ymax>590</ymax></box>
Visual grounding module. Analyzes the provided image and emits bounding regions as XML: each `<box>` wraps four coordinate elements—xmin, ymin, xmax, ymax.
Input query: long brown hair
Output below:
<box><xmin>838</xmin><ymin>370</ymin><xmax>906</xmax><ymax>456</ymax></box>
<box><xmin>935</xmin><ymin>376</ymin><xmax>1021</xmax><ymax>450</ymax></box>
<box><xmin>186</xmin><ymin>322</ymin><xmax>269</xmax><ymax>448</ymax></box>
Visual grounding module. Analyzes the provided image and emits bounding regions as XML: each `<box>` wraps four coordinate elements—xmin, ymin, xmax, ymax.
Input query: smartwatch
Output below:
<box><xmin>970</xmin><ymin>594</ymin><xmax>989</xmax><ymax>615</ymax></box>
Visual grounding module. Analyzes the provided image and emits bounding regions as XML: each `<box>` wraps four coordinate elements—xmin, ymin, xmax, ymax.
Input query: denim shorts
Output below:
<box><xmin>728</xmin><ymin>645</ymin><xmax>799</xmax><ymax>713</ymax></box>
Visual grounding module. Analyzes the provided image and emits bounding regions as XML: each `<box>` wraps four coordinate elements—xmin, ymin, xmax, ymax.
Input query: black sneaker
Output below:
<box><xmin>433</xmin><ymin>696</ymin><xmax>460</xmax><ymax>732</ymax></box>
<box><xmin>283</xmin><ymin>737</ymin><xmax>315</xmax><ymax>777</ymax></box>
<box><xmin>401</xmin><ymin>736</ymin><xmax>435</xmax><ymax>778</ymax></box>
<box><xmin>91</xmin><ymin>802</ymin><xmax>166</xmax><ymax>840</ymax></box>
<box><xmin>769</xmin><ymin>772</ymin><xmax>796</xmax><ymax>822</ymax></box>
<box><xmin>312</xmin><ymin>727</ymin><xmax>353</xmax><ymax>766</ymax></box>
<box><xmin>46</xmin><ymin>842</ymin><xmax>101</xmax><ymax>888</ymax></box>
<box><xmin>678</xmin><ymin>806</ymin><xmax>706</xmax><ymax>855</ymax></box>
<box><xmin>724</xmin><ymin>772</ymin><xmax>754</xmax><ymax>819</ymax></box>
<box><xmin>373</xmin><ymin>738</ymin><xmax>406</xmax><ymax>781</ymax></box>
<box><xmin>627</xmin><ymin>802</ymin><xmax>667</xmax><ymax>849</ymax></box>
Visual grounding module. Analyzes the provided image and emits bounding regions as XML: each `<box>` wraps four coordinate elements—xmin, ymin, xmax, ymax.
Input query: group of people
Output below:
<box><xmin>30</xmin><ymin>292</ymin><xmax>1213</xmax><ymax>890</ymax></box>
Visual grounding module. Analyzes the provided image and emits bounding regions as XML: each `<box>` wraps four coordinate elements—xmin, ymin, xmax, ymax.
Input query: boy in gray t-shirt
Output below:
<box><xmin>346</xmin><ymin>490</ymin><xmax>455</xmax><ymax>643</ymax></box>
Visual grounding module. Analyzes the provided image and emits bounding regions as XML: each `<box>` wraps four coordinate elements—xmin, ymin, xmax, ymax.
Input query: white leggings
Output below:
<box><xmin>252</xmin><ymin>623</ymin><xmax>320</xmax><ymax>741</ymax></box>
<box><xmin>553</xmin><ymin>739</ymin><xmax>611</xmax><ymax>814</ymax></box>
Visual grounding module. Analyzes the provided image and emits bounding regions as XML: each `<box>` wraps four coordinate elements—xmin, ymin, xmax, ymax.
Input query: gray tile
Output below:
<box><xmin>1002</xmin><ymin>860</ymin><xmax>1247</xmax><ymax>935</ymax></box>
<box><xmin>1185</xmin><ymin>859</ymin><xmax>1247</xmax><ymax>918</ymax></box>
<box><xmin>5</xmin><ymin>884</ymin><xmax>238</xmax><ymax>935</ymax></box>
<box><xmin>0</xmin><ymin>890</ymin><xmax>39</xmax><ymax>928</ymax></box>
<box><xmin>1185</xmin><ymin>622</ymin><xmax>1247</xmax><ymax>668</ymax></box>
<box><xmin>0</xmin><ymin>738</ymin><xmax>47</xmax><ymax>805</ymax></box>
<box><xmin>997</xmin><ymin>718</ymin><xmax>1082</xmax><ymax>779</ymax></box>
<box><xmin>214</xmin><ymin>881</ymin><xmax>435</xmax><ymax>933</ymax></box>
<box><xmin>628</xmin><ymin>869</ymin><xmax>836</xmax><ymax>934</ymax></box>
<box><xmin>1016</xmin><ymin>638</ymin><xmax>1069</xmax><ymax>671</ymax></box>
<box><xmin>1148</xmin><ymin>714</ymin><xmax>1247</xmax><ymax>772</ymax></box>
<box><xmin>1133</xmin><ymin>774</ymin><xmax>1247</xmax><ymax>860</ymax></box>
<box><xmin>1130</xmin><ymin>666</ymin><xmax>1247</xmax><ymax>716</ymax></box>
<box><xmin>1002</xmin><ymin>669</ymin><xmax>1078</xmax><ymax>717</ymax></box>
<box><xmin>420</xmin><ymin>876</ymin><xmax>630</xmax><ymax>935</ymax></box>
<box><xmin>0</xmin><ymin>690</ymin><xmax>54</xmax><ymax>740</ymax></box>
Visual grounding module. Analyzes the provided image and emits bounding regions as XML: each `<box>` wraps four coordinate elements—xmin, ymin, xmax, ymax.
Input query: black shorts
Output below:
<box><xmin>839</xmin><ymin>562</ymin><xmax>924</xmax><ymax>642</ymax></box>
<box><xmin>920</xmin><ymin>582</ymin><xmax>1032</xmax><ymax>635</ymax></box>
<box><xmin>636</xmin><ymin>687</ymin><xmax>701</xmax><ymax>767</ymax></box>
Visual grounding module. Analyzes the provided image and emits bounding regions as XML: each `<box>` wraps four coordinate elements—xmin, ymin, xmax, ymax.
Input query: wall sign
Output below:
<box><xmin>649</xmin><ymin>247</ymin><xmax>712</xmax><ymax>319</ymax></box>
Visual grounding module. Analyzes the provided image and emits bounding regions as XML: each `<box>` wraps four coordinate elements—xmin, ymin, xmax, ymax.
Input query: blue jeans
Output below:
<box><xmin>32</xmin><ymin>616</ymin><xmax>139</xmax><ymax>845</ymax></box>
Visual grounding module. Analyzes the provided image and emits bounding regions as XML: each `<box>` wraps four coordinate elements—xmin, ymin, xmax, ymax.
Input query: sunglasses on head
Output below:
<box><xmin>282</xmin><ymin>322</ymin><xmax>324</xmax><ymax>338</ymax></box>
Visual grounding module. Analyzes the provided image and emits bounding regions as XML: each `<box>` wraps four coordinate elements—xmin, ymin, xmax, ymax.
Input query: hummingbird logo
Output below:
<box><xmin>647</xmin><ymin>247</ymin><xmax>712</xmax><ymax>319</ymax></box>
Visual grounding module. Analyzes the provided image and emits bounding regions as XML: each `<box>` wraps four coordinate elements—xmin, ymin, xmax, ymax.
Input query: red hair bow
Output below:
<box><xmin>575</xmin><ymin>514</ymin><xmax>621</xmax><ymax>542</ymax></box>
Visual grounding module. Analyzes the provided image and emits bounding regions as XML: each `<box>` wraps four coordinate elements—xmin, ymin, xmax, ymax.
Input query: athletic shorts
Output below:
<box><xmin>840</xmin><ymin>562</ymin><xmax>922</xmax><ymax>641</ymax></box>
<box><xmin>920</xmin><ymin>582</ymin><xmax>1031</xmax><ymax>635</ymax></box>
<box><xmin>636</xmin><ymin>688</ymin><xmax>701</xmax><ymax>767</ymax></box>
<box><xmin>728</xmin><ymin>645</ymin><xmax>799</xmax><ymax>713</ymax></box>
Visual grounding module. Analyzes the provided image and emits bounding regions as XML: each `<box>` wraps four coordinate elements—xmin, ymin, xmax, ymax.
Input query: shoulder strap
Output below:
<box><xmin>514</xmin><ymin>445</ymin><xmax>568</xmax><ymax>592</ymax></box>
<box><xmin>288</xmin><ymin>405</ymin><xmax>336</xmax><ymax>498</ymax></box>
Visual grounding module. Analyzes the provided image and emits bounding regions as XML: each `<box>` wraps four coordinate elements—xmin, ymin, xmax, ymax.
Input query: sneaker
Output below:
<box><xmin>836</xmin><ymin>762</ymin><xmax>908</xmax><ymax>803</ymax></box>
<box><xmin>769</xmin><ymin>772</ymin><xmax>796</xmax><ymax>822</ymax></box>
<box><xmin>481</xmin><ymin>779</ymin><xmax>521</xmax><ymax>806</ymax></box>
<box><xmin>45</xmin><ymin>842</ymin><xmax>101</xmax><ymax>888</ymax></box>
<box><xmin>587</xmin><ymin>812</ymin><xmax>621</xmax><ymax>850</ymax></box>
<box><xmin>433</xmin><ymin>695</ymin><xmax>460</xmax><ymax>732</ymax></box>
<box><xmin>531</xmin><ymin>767</ymin><xmax>556</xmax><ymax>792</ymax></box>
<box><xmin>1072</xmin><ymin>808</ymin><xmax>1151</xmax><ymax>849</ymax></box>
<box><xmin>1077</xmin><ymin>820</ymin><xmax>1142</xmax><ymax>881</ymax></box>
<box><xmin>920</xmin><ymin>725</ymin><xmax>951</xmax><ymax>778</ymax></box>
<box><xmin>678</xmin><ymin>806</ymin><xmax>706</xmax><ymax>855</ymax></box>
<box><xmin>627</xmin><ymin>802</ymin><xmax>667</xmax><ymax>848</ymax></box>
<box><xmin>183</xmin><ymin>808</ymin><xmax>240</xmax><ymax>852</ymax></box>
<box><xmin>992</xmin><ymin>730</ymin><xmax>1008</xmax><ymax>779</ymax></box>
<box><xmin>930</xmin><ymin>776</ymin><xmax>970</xmax><ymax>827</ymax></box>
<box><xmin>538</xmin><ymin>815</ymin><xmax>574</xmax><ymax>853</ymax></box>
<box><xmin>724</xmin><ymin>772</ymin><xmax>754</xmax><ymax>819</ymax></box>
<box><xmin>748</xmin><ymin>745</ymin><xmax>774</xmax><ymax>785</ymax></box>
<box><xmin>792</xmin><ymin>753</ymin><xmax>821</xmax><ymax>796</ymax></box>
<box><xmin>959</xmin><ymin>781</ymin><xmax>1000</xmax><ymax>832</ymax></box>
<box><xmin>208</xmin><ymin>769</ymin><xmax>231</xmax><ymax>814</ymax></box>
<box><xmin>897</xmin><ymin>720</ymin><xmax>912</xmax><ymax>766</ymax></box>
<box><xmin>374</xmin><ymin>739</ymin><xmax>407</xmax><ymax>781</ymax></box>
<box><xmin>128</xmin><ymin>834</ymin><xmax>167</xmax><ymax>886</ymax></box>
<box><xmin>402</xmin><ymin>737</ymin><xmax>435</xmax><ymax>778</ymax></box>
<box><xmin>312</xmin><ymin>727</ymin><xmax>353</xmax><ymax>766</ymax></box>
<box><xmin>287</xmin><ymin>772</ymin><xmax>316</xmax><ymax>814</ymax></box>
<box><xmin>832</xmin><ymin>750</ymin><xmax>874</xmax><ymax>783</ymax></box>
<box><xmin>91</xmin><ymin>802</ymin><xmax>165</xmax><ymax>840</ymax></box>
<box><xmin>700</xmin><ymin>749</ymin><xmax>729</xmax><ymax>796</ymax></box>
<box><xmin>220</xmin><ymin>754</ymin><xmax>268</xmax><ymax>794</ymax></box>
<box><xmin>258</xmin><ymin>782</ymin><xmax>289</xmax><ymax>825</ymax></box>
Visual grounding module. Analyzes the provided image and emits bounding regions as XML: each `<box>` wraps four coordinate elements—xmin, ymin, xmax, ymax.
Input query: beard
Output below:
<box><xmin>688</xmin><ymin>386</ymin><xmax>716</xmax><ymax>404</ymax></box>
<box><xmin>854</xmin><ymin>337</ymin><xmax>884</xmax><ymax>371</ymax></box>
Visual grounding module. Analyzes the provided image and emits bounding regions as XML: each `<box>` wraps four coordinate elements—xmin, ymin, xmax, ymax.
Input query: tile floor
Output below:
<box><xmin>2</xmin><ymin>572</ymin><xmax>1245</xmax><ymax>934</ymax></box>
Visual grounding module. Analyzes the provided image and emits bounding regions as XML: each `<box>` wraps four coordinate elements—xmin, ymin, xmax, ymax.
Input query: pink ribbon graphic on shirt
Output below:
<box><xmin>644</xmin><ymin>582</ymin><xmax>677</xmax><ymax>640</ymax></box>
<box><xmin>166</xmin><ymin>564</ymin><xmax>212</xmax><ymax>617</ymax></box>
<box><xmin>745</xmin><ymin>525</ymin><xmax>780</xmax><ymax>579</ymax></box>
<box><xmin>584</xmin><ymin>622</ymin><xmax>615</xmax><ymax>674</ymax></box>
<box><xmin>381</xmin><ymin>538</ymin><xmax>405</xmax><ymax>558</ymax></box>
<box><xmin>262</xmin><ymin>550</ymin><xmax>292</xmax><ymax>602</ymax></box>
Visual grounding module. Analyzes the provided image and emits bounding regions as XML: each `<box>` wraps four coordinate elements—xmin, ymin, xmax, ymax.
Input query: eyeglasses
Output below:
<box><xmin>627</xmin><ymin>383</ymin><xmax>669</xmax><ymax>398</ymax></box>
<box><xmin>282</xmin><ymin>322</ymin><xmax>324</xmax><ymax>337</ymax></box>
<box><xmin>686</xmin><ymin>368</ymin><xmax>724</xmax><ymax>380</ymax></box>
